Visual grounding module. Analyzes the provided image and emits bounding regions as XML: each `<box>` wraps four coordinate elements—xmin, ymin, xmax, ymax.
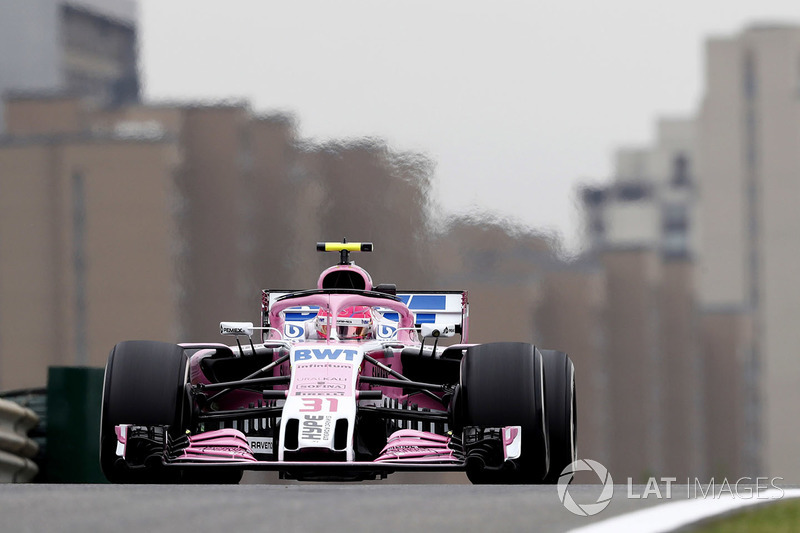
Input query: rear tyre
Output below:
<box><xmin>100</xmin><ymin>340</ymin><xmax>188</xmax><ymax>483</ymax></box>
<box><xmin>460</xmin><ymin>342</ymin><xmax>548</xmax><ymax>484</ymax></box>
<box><xmin>540</xmin><ymin>350</ymin><xmax>577</xmax><ymax>484</ymax></box>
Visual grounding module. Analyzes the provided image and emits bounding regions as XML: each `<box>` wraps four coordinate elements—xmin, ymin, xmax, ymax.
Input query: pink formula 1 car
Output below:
<box><xmin>100</xmin><ymin>241</ymin><xmax>576</xmax><ymax>484</ymax></box>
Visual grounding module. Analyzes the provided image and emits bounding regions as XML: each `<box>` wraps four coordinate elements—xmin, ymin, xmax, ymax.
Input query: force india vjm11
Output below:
<box><xmin>100</xmin><ymin>242</ymin><xmax>576</xmax><ymax>484</ymax></box>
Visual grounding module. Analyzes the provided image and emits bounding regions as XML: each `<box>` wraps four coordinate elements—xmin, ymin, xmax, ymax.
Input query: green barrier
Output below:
<box><xmin>46</xmin><ymin>367</ymin><xmax>106</xmax><ymax>483</ymax></box>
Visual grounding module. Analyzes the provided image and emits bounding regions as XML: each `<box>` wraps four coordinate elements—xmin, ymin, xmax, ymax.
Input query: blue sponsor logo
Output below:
<box><xmin>401</xmin><ymin>294</ymin><xmax>447</xmax><ymax>310</ymax></box>
<box><xmin>415</xmin><ymin>313</ymin><xmax>437</xmax><ymax>324</ymax></box>
<box><xmin>294</xmin><ymin>348</ymin><xmax>359</xmax><ymax>362</ymax></box>
<box><xmin>383</xmin><ymin>294</ymin><xmax>449</xmax><ymax>323</ymax></box>
<box><xmin>285</xmin><ymin>308</ymin><xmax>319</xmax><ymax>321</ymax></box>
<box><xmin>377</xmin><ymin>324</ymin><xmax>397</xmax><ymax>339</ymax></box>
<box><xmin>285</xmin><ymin>323</ymin><xmax>305</xmax><ymax>338</ymax></box>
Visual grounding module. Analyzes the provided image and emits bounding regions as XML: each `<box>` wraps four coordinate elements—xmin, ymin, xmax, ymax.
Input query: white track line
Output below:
<box><xmin>567</xmin><ymin>488</ymin><xmax>800</xmax><ymax>533</ymax></box>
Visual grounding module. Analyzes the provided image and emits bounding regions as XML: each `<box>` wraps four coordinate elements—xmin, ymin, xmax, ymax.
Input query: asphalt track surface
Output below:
<box><xmin>4</xmin><ymin>478</ymin><xmax>793</xmax><ymax>533</ymax></box>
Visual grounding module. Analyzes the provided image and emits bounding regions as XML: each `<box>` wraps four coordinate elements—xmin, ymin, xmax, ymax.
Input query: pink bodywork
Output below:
<box><xmin>172</xmin><ymin>429</ymin><xmax>257</xmax><ymax>463</ymax></box>
<box><xmin>267</xmin><ymin>293</ymin><xmax>419</xmax><ymax>344</ymax></box>
<box><xmin>171</xmin><ymin>286</ymin><xmax>470</xmax><ymax>467</ymax></box>
<box><xmin>502</xmin><ymin>426</ymin><xmax>521</xmax><ymax>460</ymax></box>
<box><xmin>375</xmin><ymin>429</ymin><xmax>459</xmax><ymax>463</ymax></box>
<box><xmin>146</xmin><ymin>427</ymin><xmax>460</xmax><ymax>464</ymax></box>
<box><xmin>290</xmin><ymin>360</ymin><xmax>355</xmax><ymax>397</ymax></box>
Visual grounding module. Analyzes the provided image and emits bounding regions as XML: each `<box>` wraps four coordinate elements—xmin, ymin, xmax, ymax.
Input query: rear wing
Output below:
<box><xmin>260</xmin><ymin>290</ymin><xmax>469</xmax><ymax>343</ymax></box>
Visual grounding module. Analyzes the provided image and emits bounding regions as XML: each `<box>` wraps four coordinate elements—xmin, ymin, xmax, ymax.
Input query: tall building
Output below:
<box><xmin>697</xmin><ymin>24</ymin><xmax>800</xmax><ymax>481</ymax></box>
<box><xmin>577</xmin><ymin>24</ymin><xmax>800</xmax><ymax>482</ymax></box>
<box><xmin>581</xmin><ymin>118</ymin><xmax>697</xmax><ymax>258</ymax></box>
<box><xmin>0</xmin><ymin>96</ymin><xmax>178</xmax><ymax>388</ymax></box>
<box><xmin>0</xmin><ymin>0</ymin><xmax>139</xmax><ymax>131</ymax></box>
<box><xmin>579</xmin><ymin>118</ymin><xmax>705</xmax><ymax>480</ymax></box>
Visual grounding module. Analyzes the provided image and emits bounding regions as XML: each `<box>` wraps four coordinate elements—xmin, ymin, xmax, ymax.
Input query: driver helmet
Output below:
<box><xmin>316</xmin><ymin>306</ymin><xmax>374</xmax><ymax>339</ymax></box>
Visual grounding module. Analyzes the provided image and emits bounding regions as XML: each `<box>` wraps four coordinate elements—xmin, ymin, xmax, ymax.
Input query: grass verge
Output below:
<box><xmin>690</xmin><ymin>498</ymin><xmax>800</xmax><ymax>532</ymax></box>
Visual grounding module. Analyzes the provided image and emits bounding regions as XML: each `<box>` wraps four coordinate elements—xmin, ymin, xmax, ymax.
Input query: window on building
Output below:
<box><xmin>581</xmin><ymin>186</ymin><xmax>607</xmax><ymax>206</ymax></box>
<box><xmin>662</xmin><ymin>203</ymin><xmax>688</xmax><ymax>232</ymax></box>
<box><xmin>615</xmin><ymin>181</ymin><xmax>651</xmax><ymax>201</ymax></box>
<box><xmin>672</xmin><ymin>153</ymin><xmax>691</xmax><ymax>187</ymax></box>
<box><xmin>744</xmin><ymin>50</ymin><xmax>757</xmax><ymax>100</ymax></box>
<box><xmin>662</xmin><ymin>231</ymin><xmax>688</xmax><ymax>257</ymax></box>
<box><xmin>591</xmin><ymin>217</ymin><xmax>605</xmax><ymax>236</ymax></box>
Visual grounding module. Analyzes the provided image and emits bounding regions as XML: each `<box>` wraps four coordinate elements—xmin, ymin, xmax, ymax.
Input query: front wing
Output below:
<box><xmin>112</xmin><ymin>425</ymin><xmax>522</xmax><ymax>477</ymax></box>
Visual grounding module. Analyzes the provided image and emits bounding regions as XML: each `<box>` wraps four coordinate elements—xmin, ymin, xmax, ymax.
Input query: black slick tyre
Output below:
<box><xmin>100</xmin><ymin>340</ymin><xmax>188</xmax><ymax>483</ymax></box>
<box><xmin>460</xmin><ymin>342</ymin><xmax>548</xmax><ymax>484</ymax></box>
<box><xmin>540</xmin><ymin>349</ymin><xmax>577</xmax><ymax>484</ymax></box>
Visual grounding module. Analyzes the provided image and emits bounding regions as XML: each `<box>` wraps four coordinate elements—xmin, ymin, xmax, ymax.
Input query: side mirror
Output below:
<box><xmin>419</xmin><ymin>323</ymin><xmax>458</xmax><ymax>338</ymax></box>
<box><xmin>220</xmin><ymin>322</ymin><xmax>254</xmax><ymax>337</ymax></box>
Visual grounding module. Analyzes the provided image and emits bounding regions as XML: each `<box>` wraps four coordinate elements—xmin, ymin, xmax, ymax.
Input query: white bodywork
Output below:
<box><xmin>278</xmin><ymin>344</ymin><xmax>368</xmax><ymax>461</ymax></box>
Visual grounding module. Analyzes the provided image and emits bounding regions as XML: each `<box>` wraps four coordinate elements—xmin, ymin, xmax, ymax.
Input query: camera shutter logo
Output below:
<box><xmin>557</xmin><ymin>459</ymin><xmax>614</xmax><ymax>516</ymax></box>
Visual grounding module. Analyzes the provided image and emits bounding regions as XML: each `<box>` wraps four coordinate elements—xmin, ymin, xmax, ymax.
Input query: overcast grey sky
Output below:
<box><xmin>139</xmin><ymin>1</ymin><xmax>800</xmax><ymax>251</ymax></box>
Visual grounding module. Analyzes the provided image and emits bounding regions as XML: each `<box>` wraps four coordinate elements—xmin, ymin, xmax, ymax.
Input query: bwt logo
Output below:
<box><xmin>294</xmin><ymin>348</ymin><xmax>359</xmax><ymax>362</ymax></box>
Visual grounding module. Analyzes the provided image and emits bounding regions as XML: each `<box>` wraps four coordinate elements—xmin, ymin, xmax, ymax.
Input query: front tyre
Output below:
<box><xmin>100</xmin><ymin>340</ymin><xmax>188</xmax><ymax>483</ymax></box>
<box><xmin>460</xmin><ymin>342</ymin><xmax>548</xmax><ymax>484</ymax></box>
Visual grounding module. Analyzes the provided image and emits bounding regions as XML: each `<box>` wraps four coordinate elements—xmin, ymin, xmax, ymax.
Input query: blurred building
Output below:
<box><xmin>429</xmin><ymin>217</ymin><xmax>555</xmax><ymax>345</ymax></box>
<box><xmin>0</xmin><ymin>0</ymin><xmax>139</xmax><ymax>132</ymax></box>
<box><xmin>0</xmin><ymin>96</ymin><xmax>177</xmax><ymax>388</ymax></box>
<box><xmin>575</xmin><ymin>23</ymin><xmax>800</xmax><ymax>483</ymax></box>
<box><xmin>0</xmin><ymin>94</ymin><xmax>434</xmax><ymax>390</ymax></box>
<box><xmin>578</xmin><ymin>119</ymin><xmax>705</xmax><ymax>481</ymax></box>
<box><xmin>534</xmin><ymin>260</ymin><xmax>609</xmax><ymax>477</ymax></box>
<box><xmin>428</xmin><ymin>219</ymin><xmax>613</xmax><ymax>468</ymax></box>
<box><xmin>581</xmin><ymin>118</ymin><xmax>698</xmax><ymax>258</ymax></box>
<box><xmin>697</xmin><ymin>24</ymin><xmax>800</xmax><ymax>481</ymax></box>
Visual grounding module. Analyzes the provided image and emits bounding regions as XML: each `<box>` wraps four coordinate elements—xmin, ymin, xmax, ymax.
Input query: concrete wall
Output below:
<box><xmin>4</xmin><ymin>96</ymin><xmax>87</xmax><ymax>136</ymax></box>
<box><xmin>697</xmin><ymin>36</ymin><xmax>749</xmax><ymax>309</ymax></box>
<box><xmin>700</xmin><ymin>311</ymin><xmax>752</xmax><ymax>477</ymax></box>
<box><xmin>658</xmin><ymin>259</ymin><xmax>703</xmax><ymax>479</ymax></box>
<box><xmin>748</xmin><ymin>27</ymin><xmax>800</xmax><ymax>482</ymax></box>
<box><xmin>600</xmin><ymin>248</ymin><xmax>662</xmax><ymax>480</ymax></box>
<box><xmin>175</xmin><ymin>105</ymin><xmax>250</xmax><ymax>340</ymax></box>
<box><xmin>0</xmin><ymin>143</ymin><xmax>64</xmax><ymax>388</ymax></box>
